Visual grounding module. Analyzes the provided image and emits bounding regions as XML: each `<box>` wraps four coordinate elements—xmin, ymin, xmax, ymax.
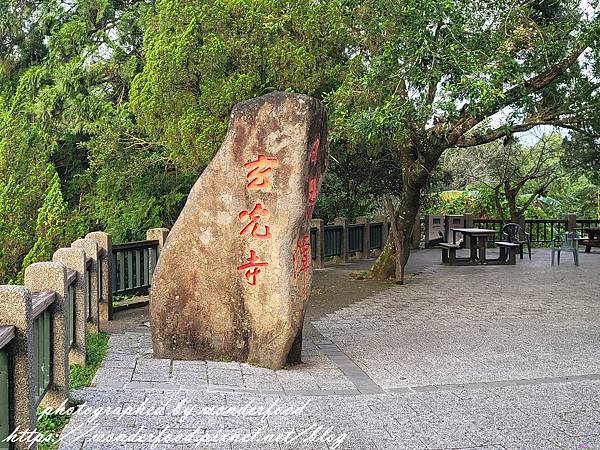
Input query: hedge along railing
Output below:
<box><xmin>0</xmin><ymin>234</ymin><xmax>101</xmax><ymax>450</ymax></box>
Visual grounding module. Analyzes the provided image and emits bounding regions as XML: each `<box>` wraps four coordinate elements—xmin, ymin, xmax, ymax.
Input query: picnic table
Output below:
<box><xmin>439</xmin><ymin>227</ymin><xmax>519</xmax><ymax>265</ymax></box>
<box><xmin>581</xmin><ymin>227</ymin><xmax>600</xmax><ymax>253</ymax></box>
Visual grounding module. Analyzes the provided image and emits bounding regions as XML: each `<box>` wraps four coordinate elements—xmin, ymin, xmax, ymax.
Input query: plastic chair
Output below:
<box><xmin>551</xmin><ymin>232</ymin><xmax>580</xmax><ymax>266</ymax></box>
<box><xmin>502</xmin><ymin>223</ymin><xmax>532</xmax><ymax>260</ymax></box>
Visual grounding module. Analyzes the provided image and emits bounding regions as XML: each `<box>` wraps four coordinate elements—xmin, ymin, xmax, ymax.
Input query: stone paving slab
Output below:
<box><xmin>58</xmin><ymin>249</ymin><xmax>600</xmax><ymax>449</ymax></box>
<box><xmin>313</xmin><ymin>249</ymin><xmax>600</xmax><ymax>390</ymax></box>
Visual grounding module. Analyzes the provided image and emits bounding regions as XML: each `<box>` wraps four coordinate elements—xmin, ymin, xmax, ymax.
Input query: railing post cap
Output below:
<box><xmin>53</xmin><ymin>247</ymin><xmax>86</xmax><ymax>265</ymax></box>
<box><xmin>72</xmin><ymin>239</ymin><xmax>99</xmax><ymax>256</ymax></box>
<box><xmin>24</xmin><ymin>261</ymin><xmax>66</xmax><ymax>278</ymax></box>
<box><xmin>85</xmin><ymin>231</ymin><xmax>112</xmax><ymax>246</ymax></box>
<box><xmin>86</xmin><ymin>230</ymin><xmax>109</xmax><ymax>238</ymax></box>
<box><xmin>0</xmin><ymin>285</ymin><xmax>29</xmax><ymax>296</ymax></box>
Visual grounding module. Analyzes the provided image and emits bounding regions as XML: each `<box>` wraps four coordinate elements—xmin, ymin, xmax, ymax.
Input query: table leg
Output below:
<box><xmin>478</xmin><ymin>236</ymin><xmax>487</xmax><ymax>263</ymax></box>
<box><xmin>470</xmin><ymin>237</ymin><xmax>477</xmax><ymax>261</ymax></box>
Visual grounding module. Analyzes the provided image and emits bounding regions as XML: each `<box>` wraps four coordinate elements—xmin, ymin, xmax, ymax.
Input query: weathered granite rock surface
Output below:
<box><xmin>150</xmin><ymin>92</ymin><xmax>328</xmax><ymax>369</ymax></box>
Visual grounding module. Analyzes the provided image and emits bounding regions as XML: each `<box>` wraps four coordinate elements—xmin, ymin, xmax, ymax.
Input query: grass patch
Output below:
<box><xmin>69</xmin><ymin>331</ymin><xmax>109</xmax><ymax>389</ymax></box>
<box><xmin>211</xmin><ymin>355</ymin><xmax>233</xmax><ymax>363</ymax></box>
<box><xmin>349</xmin><ymin>271</ymin><xmax>370</xmax><ymax>280</ymax></box>
<box><xmin>36</xmin><ymin>332</ymin><xmax>108</xmax><ymax>449</ymax></box>
<box><xmin>311</xmin><ymin>286</ymin><xmax>326</xmax><ymax>295</ymax></box>
<box><xmin>112</xmin><ymin>293</ymin><xmax>135</xmax><ymax>308</ymax></box>
<box><xmin>36</xmin><ymin>407</ymin><xmax>70</xmax><ymax>450</ymax></box>
<box><xmin>36</xmin><ymin>400</ymin><xmax>81</xmax><ymax>450</ymax></box>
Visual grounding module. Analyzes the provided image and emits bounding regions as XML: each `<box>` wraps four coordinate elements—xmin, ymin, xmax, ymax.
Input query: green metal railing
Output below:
<box><xmin>112</xmin><ymin>240</ymin><xmax>158</xmax><ymax>296</ymax></box>
<box><xmin>0</xmin><ymin>352</ymin><xmax>8</xmax><ymax>449</ymax></box>
<box><xmin>85</xmin><ymin>263</ymin><xmax>91</xmax><ymax>320</ymax></box>
<box><xmin>310</xmin><ymin>228</ymin><xmax>317</xmax><ymax>260</ymax></box>
<box><xmin>324</xmin><ymin>226</ymin><xmax>343</xmax><ymax>257</ymax></box>
<box><xmin>309</xmin><ymin>221</ymin><xmax>387</xmax><ymax>261</ymax></box>
<box><xmin>0</xmin><ymin>326</ymin><xmax>13</xmax><ymax>450</ymax></box>
<box><xmin>30</xmin><ymin>291</ymin><xmax>54</xmax><ymax>407</ymax></box>
<box><xmin>576</xmin><ymin>219</ymin><xmax>600</xmax><ymax>235</ymax></box>
<box><xmin>67</xmin><ymin>283</ymin><xmax>75</xmax><ymax>349</ymax></box>
<box><xmin>370</xmin><ymin>222</ymin><xmax>383</xmax><ymax>250</ymax></box>
<box><xmin>473</xmin><ymin>218</ymin><xmax>571</xmax><ymax>245</ymax></box>
<box><xmin>33</xmin><ymin>309</ymin><xmax>51</xmax><ymax>404</ymax></box>
<box><xmin>98</xmin><ymin>258</ymin><xmax>103</xmax><ymax>304</ymax></box>
<box><xmin>348</xmin><ymin>224</ymin><xmax>364</xmax><ymax>254</ymax></box>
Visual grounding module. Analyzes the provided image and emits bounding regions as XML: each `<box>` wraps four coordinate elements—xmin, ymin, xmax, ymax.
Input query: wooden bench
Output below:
<box><xmin>439</xmin><ymin>242</ymin><xmax>460</xmax><ymax>264</ymax></box>
<box><xmin>579</xmin><ymin>239</ymin><xmax>600</xmax><ymax>253</ymax></box>
<box><xmin>493</xmin><ymin>241</ymin><xmax>520</xmax><ymax>265</ymax></box>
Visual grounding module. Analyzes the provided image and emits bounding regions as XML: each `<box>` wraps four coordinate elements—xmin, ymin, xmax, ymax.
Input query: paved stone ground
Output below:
<box><xmin>58</xmin><ymin>248</ymin><xmax>600</xmax><ymax>449</ymax></box>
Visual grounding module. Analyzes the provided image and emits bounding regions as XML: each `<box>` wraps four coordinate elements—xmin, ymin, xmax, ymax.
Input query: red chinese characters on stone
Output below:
<box><xmin>310</xmin><ymin>137</ymin><xmax>320</xmax><ymax>163</ymax></box>
<box><xmin>292</xmin><ymin>234</ymin><xmax>311</xmax><ymax>297</ymax></box>
<box><xmin>239</xmin><ymin>203</ymin><xmax>272</xmax><ymax>239</ymax></box>
<box><xmin>305</xmin><ymin>176</ymin><xmax>317</xmax><ymax>219</ymax></box>
<box><xmin>237</xmin><ymin>250</ymin><xmax>268</xmax><ymax>286</ymax></box>
<box><xmin>292</xmin><ymin>235</ymin><xmax>311</xmax><ymax>275</ymax></box>
<box><xmin>244</xmin><ymin>154</ymin><xmax>279</xmax><ymax>190</ymax></box>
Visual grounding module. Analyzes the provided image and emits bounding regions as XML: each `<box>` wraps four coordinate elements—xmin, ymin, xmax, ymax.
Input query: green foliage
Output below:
<box><xmin>36</xmin><ymin>407</ymin><xmax>72</xmax><ymax>450</ymax></box>
<box><xmin>35</xmin><ymin>330</ymin><xmax>107</xmax><ymax>450</ymax></box>
<box><xmin>0</xmin><ymin>177</ymin><xmax>30</xmax><ymax>283</ymax></box>
<box><xmin>19</xmin><ymin>170</ymin><xmax>68</xmax><ymax>278</ymax></box>
<box><xmin>69</xmin><ymin>331</ymin><xmax>109</xmax><ymax>389</ymax></box>
<box><xmin>562</xmin><ymin>132</ymin><xmax>600</xmax><ymax>185</ymax></box>
<box><xmin>1</xmin><ymin>0</ymin><xmax>599</xmax><ymax>280</ymax></box>
<box><xmin>130</xmin><ymin>0</ymin><xmax>350</xmax><ymax>173</ymax></box>
<box><xmin>435</xmin><ymin>134</ymin><xmax>573</xmax><ymax>221</ymax></box>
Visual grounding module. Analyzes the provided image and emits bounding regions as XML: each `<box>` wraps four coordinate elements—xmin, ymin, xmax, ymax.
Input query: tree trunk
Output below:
<box><xmin>492</xmin><ymin>184</ymin><xmax>505</xmax><ymax>221</ymax></box>
<box><xmin>369</xmin><ymin>236</ymin><xmax>396</xmax><ymax>280</ymax></box>
<box><xmin>368</xmin><ymin>142</ymin><xmax>439</xmax><ymax>284</ymax></box>
<box><xmin>506</xmin><ymin>190</ymin><xmax>520</xmax><ymax>224</ymax></box>
<box><xmin>369</xmin><ymin>186</ymin><xmax>422</xmax><ymax>284</ymax></box>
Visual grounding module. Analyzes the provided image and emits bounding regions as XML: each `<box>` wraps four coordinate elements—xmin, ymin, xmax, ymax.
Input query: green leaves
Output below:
<box><xmin>131</xmin><ymin>0</ymin><xmax>350</xmax><ymax>170</ymax></box>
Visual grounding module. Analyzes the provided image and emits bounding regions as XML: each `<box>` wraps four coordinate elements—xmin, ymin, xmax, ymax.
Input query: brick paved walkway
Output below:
<box><xmin>59</xmin><ymin>249</ymin><xmax>600</xmax><ymax>449</ymax></box>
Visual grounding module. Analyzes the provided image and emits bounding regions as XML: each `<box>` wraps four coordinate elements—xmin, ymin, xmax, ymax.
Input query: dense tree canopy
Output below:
<box><xmin>440</xmin><ymin>134</ymin><xmax>565</xmax><ymax>222</ymax></box>
<box><xmin>0</xmin><ymin>0</ymin><xmax>599</xmax><ymax>284</ymax></box>
<box><xmin>328</xmin><ymin>0</ymin><xmax>600</xmax><ymax>282</ymax></box>
<box><xmin>130</xmin><ymin>0</ymin><xmax>350</xmax><ymax>172</ymax></box>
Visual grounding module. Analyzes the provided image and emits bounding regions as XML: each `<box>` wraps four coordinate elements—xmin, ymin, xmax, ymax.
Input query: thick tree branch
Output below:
<box><xmin>454</xmin><ymin>115</ymin><xmax>581</xmax><ymax>148</ymax></box>
<box><xmin>445</xmin><ymin>42</ymin><xmax>589</xmax><ymax>145</ymax></box>
<box><xmin>424</xmin><ymin>22</ymin><xmax>443</xmax><ymax>108</ymax></box>
<box><xmin>517</xmin><ymin>175</ymin><xmax>558</xmax><ymax>216</ymax></box>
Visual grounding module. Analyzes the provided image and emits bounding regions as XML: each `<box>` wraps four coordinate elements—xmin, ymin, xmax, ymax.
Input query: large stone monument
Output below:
<box><xmin>150</xmin><ymin>92</ymin><xmax>328</xmax><ymax>369</ymax></box>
